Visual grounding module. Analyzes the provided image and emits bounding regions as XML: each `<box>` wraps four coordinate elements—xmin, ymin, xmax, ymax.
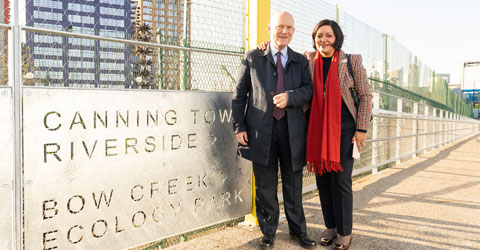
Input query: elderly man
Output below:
<box><xmin>232</xmin><ymin>11</ymin><xmax>316</xmax><ymax>249</ymax></box>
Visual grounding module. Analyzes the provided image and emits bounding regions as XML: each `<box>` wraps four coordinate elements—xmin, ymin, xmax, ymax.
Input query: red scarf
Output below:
<box><xmin>306</xmin><ymin>50</ymin><xmax>343</xmax><ymax>175</ymax></box>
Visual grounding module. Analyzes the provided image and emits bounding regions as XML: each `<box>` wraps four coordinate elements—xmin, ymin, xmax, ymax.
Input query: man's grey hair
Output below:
<box><xmin>270</xmin><ymin>11</ymin><xmax>295</xmax><ymax>26</ymax></box>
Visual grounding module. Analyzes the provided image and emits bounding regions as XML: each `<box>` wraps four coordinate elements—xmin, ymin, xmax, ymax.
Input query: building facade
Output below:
<box><xmin>26</xmin><ymin>0</ymin><xmax>132</xmax><ymax>87</ymax></box>
<box><xmin>132</xmin><ymin>0</ymin><xmax>190</xmax><ymax>89</ymax></box>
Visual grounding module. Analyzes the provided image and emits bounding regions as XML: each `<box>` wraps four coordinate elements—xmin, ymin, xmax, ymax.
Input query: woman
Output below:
<box><xmin>305</xmin><ymin>19</ymin><xmax>372</xmax><ymax>250</ymax></box>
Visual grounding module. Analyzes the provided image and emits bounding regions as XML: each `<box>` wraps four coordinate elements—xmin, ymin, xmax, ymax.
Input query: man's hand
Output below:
<box><xmin>352</xmin><ymin>131</ymin><xmax>367</xmax><ymax>152</ymax></box>
<box><xmin>273</xmin><ymin>93</ymin><xmax>288</xmax><ymax>108</ymax></box>
<box><xmin>235</xmin><ymin>131</ymin><xmax>248</xmax><ymax>146</ymax></box>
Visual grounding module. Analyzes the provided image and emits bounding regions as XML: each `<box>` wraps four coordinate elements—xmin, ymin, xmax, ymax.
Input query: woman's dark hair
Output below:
<box><xmin>311</xmin><ymin>19</ymin><xmax>344</xmax><ymax>51</ymax></box>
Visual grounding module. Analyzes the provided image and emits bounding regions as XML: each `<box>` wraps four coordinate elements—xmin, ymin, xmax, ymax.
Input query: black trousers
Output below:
<box><xmin>315</xmin><ymin>126</ymin><xmax>355</xmax><ymax>236</ymax></box>
<box><xmin>252</xmin><ymin>116</ymin><xmax>307</xmax><ymax>236</ymax></box>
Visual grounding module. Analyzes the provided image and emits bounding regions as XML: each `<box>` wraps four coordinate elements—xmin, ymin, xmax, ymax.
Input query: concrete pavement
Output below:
<box><xmin>164</xmin><ymin>134</ymin><xmax>480</xmax><ymax>250</ymax></box>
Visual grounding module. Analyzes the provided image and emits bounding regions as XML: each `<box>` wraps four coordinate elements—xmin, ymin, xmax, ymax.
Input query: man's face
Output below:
<box><xmin>268</xmin><ymin>13</ymin><xmax>295</xmax><ymax>50</ymax></box>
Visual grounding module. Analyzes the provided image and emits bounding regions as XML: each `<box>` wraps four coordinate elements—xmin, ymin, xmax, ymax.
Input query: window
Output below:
<box><xmin>33</xmin><ymin>10</ymin><xmax>62</xmax><ymax>21</ymax></box>
<box><xmin>34</xmin><ymin>47</ymin><xmax>63</xmax><ymax>56</ymax></box>
<box><xmin>100</xmin><ymin>7</ymin><xmax>124</xmax><ymax>16</ymax></box>
<box><xmin>100</xmin><ymin>41</ymin><xmax>125</xmax><ymax>49</ymax></box>
<box><xmin>33</xmin><ymin>0</ymin><xmax>62</xmax><ymax>9</ymax></box>
<box><xmin>34</xmin><ymin>23</ymin><xmax>62</xmax><ymax>31</ymax></box>
<box><xmin>69</xmin><ymin>72</ymin><xmax>95</xmax><ymax>80</ymax></box>
<box><xmin>69</xmin><ymin>61</ymin><xmax>95</xmax><ymax>69</ymax></box>
<box><xmin>68</xmin><ymin>49</ymin><xmax>95</xmax><ymax>58</ymax></box>
<box><xmin>34</xmin><ymin>35</ymin><xmax>62</xmax><ymax>44</ymax></box>
<box><xmin>67</xmin><ymin>3</ymin><xmax>94</xmax><ymax>13</ymax></box>
<box><xmin>71</xmin><ymin>26</ymin><xmax>95</xmax><ymax>35</ymax></box>
<box><xmin>100</xmin><ymin>0</ymin><xmax>124</xmax><ymax>6</ymax></box>
<box><xmin>69</xmin><ymin>38</ymin><xmax>95</xmax><ymax>47</ymax></box>
<box><xmin>68</xmin><ymin>15</ymin><xmax>94</xmax><ymax>25</ymax></box>
<box><xmin>100</xmin><ymin>18</ymin><xmax>124</xmax><ymax>27</ymax></box>
<box><xmin>35</xmin><ymin>70</ymin><xmax>63</xmax><ymax>79</ymax></box>
<box><xmin>100</xmin><ymin>73</ymin><xmax>125</xmax><ymax>81</ymax></box>
<box><xmin>100</xmin><ymin>51</ymin><xmax>124</xmax><ymax>60</ymax></box>
<box><xmin>99</xmin><ymin>30</ymin><xmax>125</xmax><ymax>39</ymax></box>
<box><xmin>34</xmin><ymin>59</ymin><xmax>63</xmax><ymax>68</ymax></box>
<box><xmin>100</xmin><ymin>62</ymin><xmax>124</xmax><ymax>70</ymax></box>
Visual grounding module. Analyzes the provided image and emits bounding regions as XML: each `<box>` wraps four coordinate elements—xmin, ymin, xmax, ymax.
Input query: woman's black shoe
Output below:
<box><xmin>319</xmin><ymin>234</ymin><xmax>337</xmax><ymax>246</ymax></box>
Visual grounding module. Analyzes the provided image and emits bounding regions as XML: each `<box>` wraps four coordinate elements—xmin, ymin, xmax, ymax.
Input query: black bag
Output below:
<box><xmin>346</xmin><ymin>54</ymin><xmax>373</xmax><ymax>121</ymax></box>
<box><xmin>346</xmin><ymin>54</ymin><xmax>359</xmax><ymax>109</ymax></box>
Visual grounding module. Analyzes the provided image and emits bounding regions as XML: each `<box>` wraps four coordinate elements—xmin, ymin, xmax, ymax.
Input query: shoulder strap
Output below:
<box><xmin>347</xmin><ymin>54</ymin><xmax>357</xmax><ymax>88</ymax></box>
<box><xmin>346</xmin><ymin>54</ymin><xmax>353</xmax><ymax>80</ymax></box>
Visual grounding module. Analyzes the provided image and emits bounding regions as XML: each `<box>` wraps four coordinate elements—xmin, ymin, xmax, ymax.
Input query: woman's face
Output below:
<box><xmin>315</xmin><ymin>25</ymin><xmax>336</xmax><ymax>57</ymax></box>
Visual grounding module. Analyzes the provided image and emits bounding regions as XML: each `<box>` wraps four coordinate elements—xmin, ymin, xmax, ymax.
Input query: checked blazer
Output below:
<box><xmin>304</xmin><ymin>50</ymin><xmax>372</xmax><ymax>131</ymax></box>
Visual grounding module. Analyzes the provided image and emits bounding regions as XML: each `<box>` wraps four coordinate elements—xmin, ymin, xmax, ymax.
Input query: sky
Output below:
<box><xmin>326</xmin><ymin>0</ymin><xmax>480</xmax><ymax>85</ymax></box>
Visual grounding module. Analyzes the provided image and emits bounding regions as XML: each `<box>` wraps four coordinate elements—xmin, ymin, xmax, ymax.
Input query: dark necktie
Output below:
<box><xmin>274</xmin><ymin>52</ymin><xmax>285</xmax><ymax>120</ymax></box>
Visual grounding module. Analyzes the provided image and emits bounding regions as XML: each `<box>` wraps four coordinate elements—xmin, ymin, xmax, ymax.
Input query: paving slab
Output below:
<box><xmin>167</xmin><ymin>134</ymin><xmax>480</xmax><ymax>250</ymax></box>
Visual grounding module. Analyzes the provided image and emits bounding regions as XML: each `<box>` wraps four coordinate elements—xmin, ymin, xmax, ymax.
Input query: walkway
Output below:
<box><xmin>168</xmin><ymin>134</ymin><xmax>480</xmax><ymax>250</ymax></box>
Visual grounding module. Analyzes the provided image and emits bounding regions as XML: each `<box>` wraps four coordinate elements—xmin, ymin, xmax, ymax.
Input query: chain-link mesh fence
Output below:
<box><xmin>18</xmin><ymin>0</ymin><xmax>245</xmax><ymax>91</ymax></box>
<box><xmin>13</xmin><ymin>0</ymin><xmax>475</xmax><ymax>116</ymax></box>
<box><xmin>0</xmin><ymin>28</ymin><xmax>7</xmax><ymax>86</ymax></box>
<box><xmin>5</xmin><ymin>1</ymin><xmax>480</xmax><ymax>249</ymax></box>
<box><xmin>0</xmin><ymin>0</ymin><xmax>9</xmax><ymax>85</ymax></box>
<box><xmin>270</xmin><ymin>0</ymin><xmax>473</xmax><ymax>117</ymax></box>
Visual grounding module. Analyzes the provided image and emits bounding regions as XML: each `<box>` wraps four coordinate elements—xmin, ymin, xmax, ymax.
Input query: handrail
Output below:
<box><xmin>21</xmin><ymin>26</ymin><xmax>244</xmax><ymax>57</ymax></box>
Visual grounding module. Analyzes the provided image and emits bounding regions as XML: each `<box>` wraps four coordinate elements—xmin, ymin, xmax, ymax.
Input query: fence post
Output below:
<box><xmin>371</xmin><ymin>92</ymin><xmax>380</xmax><ymax>174</ymax></box>
<box><xmin>432</xmin><ymin>108</ymin><xmax>437</xmax><ymax>148</ymax></box>
<box><xmin>12</xmin><ymin>0</ymin><xmax>23</xmax><ymax>248</ymax></box>
<box><xmin>412</xmin><ymin>102</ymin><xmax>418</xmax><ymax>158</ymax></box>
<box><xmin>423</xmin><ymin>105</ymin><xmax>429</xmax><ymax>153</ymax></box>
<box><xmin>244</xmin><ymin>0</ymin><xmax>271</xmax><ymax>226</ymax></box>
<box><xmin>447</xmin><ymin>111</ymin><xmax>450</xmax><ymax>143</ymax></box>
<box><xmin>396</xmin><ymin>98</ymin><xmax>402</xmax><ymax>164</ymax></box>
<box><xmin>455</xmin><ymin>114</ymin><xmax>460</xmax><ymax>140</ymax></box>
<box><xmin>442</xmin><ymin>111</ymin><xmax>446</xmax><ymax>146</ymax></box>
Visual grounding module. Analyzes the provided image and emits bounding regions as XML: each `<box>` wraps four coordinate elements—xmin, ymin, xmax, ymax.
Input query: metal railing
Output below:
<box><xmin>3</xmin><ymin>2</ymin><xmax>480</xmax><ymax>249</ymax></box>
<box><xmin>296</xmin><ymin>90</ymin><xmax>480</xmax><ymax>197</ymax></box>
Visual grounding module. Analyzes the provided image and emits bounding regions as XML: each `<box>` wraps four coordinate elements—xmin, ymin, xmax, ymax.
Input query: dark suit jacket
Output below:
<box><xmin>232</xmin><ymin>46</ymin><xmax>313</xmax><ymax>171</ymax></box>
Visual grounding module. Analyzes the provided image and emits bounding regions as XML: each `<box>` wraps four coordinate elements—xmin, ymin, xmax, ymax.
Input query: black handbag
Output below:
<box><xmin>346</xmin><ymin>54</ymin><xmax>359</xmax><ymax>109</ymax></box>
<box><xmin>347</xmin><ymin>54</ymin><xmax>373</xmax><ymax>121</ymax></box>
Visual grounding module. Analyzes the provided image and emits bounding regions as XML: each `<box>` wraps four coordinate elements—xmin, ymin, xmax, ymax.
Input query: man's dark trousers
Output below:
<box><xmin>252</xmin><ymin>115</ymin><xmax>307</xmax><ymax>236</ymax></box>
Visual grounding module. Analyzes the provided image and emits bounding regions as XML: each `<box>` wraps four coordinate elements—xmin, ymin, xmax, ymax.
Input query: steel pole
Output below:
<box><xmin>12</xmin><ymin>0</ymin><xmax>23</xmax><ymax>249</ymax></box>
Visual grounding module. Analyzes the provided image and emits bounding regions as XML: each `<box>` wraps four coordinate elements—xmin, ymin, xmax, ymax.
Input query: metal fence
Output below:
<box><xmin>0</xmin><ymin>0</ymin><xmax>245</xmax><ymax>90</ymax></box>
<box><xmin>2</xmin><ymin>1</ymin><xmax>480</xmax><ymax>249</ymax></box>
<box><xmin>286</xmin><ymin>87</ymin><xmax>480</xmax><ymax>200</ymax></box>
<box><xmin>271</xmin><ymin>0</ymin><xmax>474</xmax><ymax>117</ymax></box>
<box><xmin>0</xmin><ymin>0</ymin><xmax>473</xmax><ymax>116</ymax></box>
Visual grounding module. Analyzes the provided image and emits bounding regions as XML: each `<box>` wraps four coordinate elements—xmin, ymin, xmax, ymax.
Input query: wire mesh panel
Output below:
<box><xmin>0</xmin><ymin>27</ymin><xmax>7</xmax><ymax>86</ymax></box>
<box><xmin>22</xmin><ymin>0</ymin><xmax>133</xmax><ymax>88</ymax></box>
<box><xmin>0</xmin><ymin>0</ymin><xmax>9</xmax><ymax>86</ymax></box>
<box><xmin>20</xmin><ymin>0</ymin><xmax>246</xmax><ymax>91</ymax></box>
<box><xmin>271</xmin><ymin>0</ymin><xmax>336</xmax><ymax>53</ymax></box>
<box><xmin>189</xmin><ymin>50</ymin><xmax>241</xmax><ymax>91</ymax></box>
<box><xmin>353</xmin><ymin>126</ymin><xmax>373</xmax><ymax>170</ymax></box>
<box><xmin>270</xmin><ymin>0</ymin><xmax>473</xmax><ymax>117</ymax></box>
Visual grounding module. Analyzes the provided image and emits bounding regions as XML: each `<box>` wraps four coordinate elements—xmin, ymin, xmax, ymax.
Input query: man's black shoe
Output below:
<box><xmin>290</xmin><ymin>232</ymin><xmax>317</xmax><ymax>249</ymax></box>
<box><xmin>259</xmin><ymin>234</ymin><xmax>275</xmax><ymax>250</ymax></box>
